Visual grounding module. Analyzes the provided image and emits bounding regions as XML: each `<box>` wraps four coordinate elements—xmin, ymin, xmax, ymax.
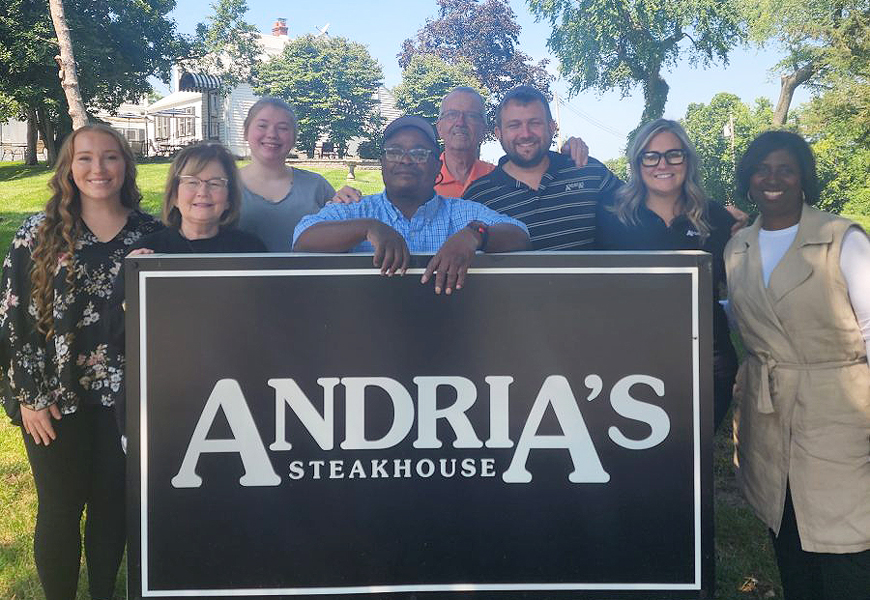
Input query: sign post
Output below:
<box><xmin>126</xmin><ymin>252</ymin><xmax>714</xmax><ymax>599</ymax></box>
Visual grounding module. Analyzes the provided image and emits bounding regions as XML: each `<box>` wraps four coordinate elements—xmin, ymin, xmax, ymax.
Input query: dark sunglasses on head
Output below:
<box><xmin>382</xmin><ymin>147</ymin><xmax>433</xmax><ymax>164</ymax></box>
<box><xmin>641</xmin><ymin>149</ymin><xmax>686</xmax><ymax>167</ymax></box>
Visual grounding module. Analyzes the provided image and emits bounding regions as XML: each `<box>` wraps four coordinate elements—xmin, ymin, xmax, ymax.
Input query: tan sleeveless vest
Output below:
<box><xmin>725</xmin><ymin>205</ymin><xmax>869</xmax><ymax>553</ymax></box>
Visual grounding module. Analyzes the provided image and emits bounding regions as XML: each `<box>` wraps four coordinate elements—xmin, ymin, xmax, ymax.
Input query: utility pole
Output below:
<box><xmin>553</xmin><ymin>90</ymin><xmax>562</xmax><ymax>150</ymax></box>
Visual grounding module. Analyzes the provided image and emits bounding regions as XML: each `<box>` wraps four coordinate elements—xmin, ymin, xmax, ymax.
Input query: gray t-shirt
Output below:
<box><xmin>238</xmin><ymin>168</ymin><xmax>336</xmax><ymax>251</ymax></box>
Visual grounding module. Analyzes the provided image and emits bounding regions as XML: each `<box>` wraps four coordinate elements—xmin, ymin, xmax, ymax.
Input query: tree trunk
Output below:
<box><xmin>48</xmin><ymin>0</ymin><xmax>89</xmax><ymax>130</ymax></box>
<box><xmin>25</xmin><ymin>107</ymin><xmax>38</xmax><ymax>165</ymax></box>
<box><xmin>36</xmin><ymin>106</ymin><xmax>59</xmax><ymax>165</ymax></box>
<box><xmin>772</xmin><ymin>63</ymin><xmax>816</xmax><ymax>126</ymax></box>
<box><xmin>641</xmin><ymin>72</ymin><xmax>669</xmax><ymax>124</ymax></box>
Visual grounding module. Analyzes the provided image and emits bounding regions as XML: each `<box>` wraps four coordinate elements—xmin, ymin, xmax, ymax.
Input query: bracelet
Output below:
<box><xmin>467</xmin><ymin>221</ymin><xmax>489</xmax><ymax>251</ymax></box>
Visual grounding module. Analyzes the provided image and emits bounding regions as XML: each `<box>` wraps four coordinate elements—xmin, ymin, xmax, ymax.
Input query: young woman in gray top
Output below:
<box><xmin>238</xmin><ymin>97</ymin><xmax>336</xmax><ymax>251</ymax></box>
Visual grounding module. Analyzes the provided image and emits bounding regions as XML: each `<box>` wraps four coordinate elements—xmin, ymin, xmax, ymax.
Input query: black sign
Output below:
<box><xmin>126</xmin><ymin>252</ymin><xmax>714</xmax><ymax>599</ymax></box>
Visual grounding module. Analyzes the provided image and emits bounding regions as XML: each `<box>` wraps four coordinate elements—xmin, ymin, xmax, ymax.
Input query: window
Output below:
<box><xmin>156</xmin><ymin>116</ymin><xmax>170</xmax><ymax>140</ymax></box>
<box><xmin>180</xmin><ymin>107</ymin><xmax>195</xmax><ymax>137</ymax></box>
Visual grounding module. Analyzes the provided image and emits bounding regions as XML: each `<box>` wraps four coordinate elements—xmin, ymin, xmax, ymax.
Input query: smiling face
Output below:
<box><xmin>436</xmin><ymin>90</ymin><xmax>486</xmax><ymax>153</ymax></box>
<box><xmin>245</xmin><ymin>104</ymin><xmax>296</xmax><ymax>166</ymax></box>
<box><xmin>380</xmin><ymin>127</ymin><xmax>441</xmax><ymax>202</ymax></box>
<box><xmin>495</xmin><ymin>99</ymin><xmax>556</xmax><ymax>168</ymax></box>
<box><xmin>70</xmin><ymin>130</ymin><xmax>126</xmax><ymax>208</ymax></box>
<box><xmin>639</xmin><ymin>130</ymin><xmax>687</xmax><ymax>201</ymax></box>
<box><xmin>749</xmin><ymin>148</ymin><xmax>804</xmax><ymax>229</ymax></box>
<box><xmin>172</xmin><ymin>160</ymin><xmax>230</xmax><ymax>231</ymax></box>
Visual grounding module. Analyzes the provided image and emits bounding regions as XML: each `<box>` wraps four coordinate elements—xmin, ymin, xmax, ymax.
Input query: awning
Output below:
<box><xmin>179</xmin><ymin>72</ymin><xmax>222</xmax><ymax>92</ymax></box>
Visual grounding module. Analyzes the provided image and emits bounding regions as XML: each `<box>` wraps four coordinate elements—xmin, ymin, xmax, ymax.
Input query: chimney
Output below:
<box><xmin>272</xmin><ymin>18</ymin><xmax>288</xmax><ymax>37</ymax></box>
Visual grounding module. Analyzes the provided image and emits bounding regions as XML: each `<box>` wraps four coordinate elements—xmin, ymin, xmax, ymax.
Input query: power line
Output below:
<box><xmin>556</xmin><ymin>97</ymin><xmax>626</xmax><ymax>139</ymax></box>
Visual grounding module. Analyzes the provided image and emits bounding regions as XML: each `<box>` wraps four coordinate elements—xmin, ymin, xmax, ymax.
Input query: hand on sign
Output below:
<box><xmin>366</xmin><ymin>221</ymin><xmax>410</xmax><ymax>276</ymax></box>
<box><xmin>421</xmin><ymin>227</ymin><xmax>479</xmax><ymax>295</ymax></box>
<box><xmin>331</xmin><ymin>186</ymin><xmax>363</xmax><ymax>204</ymax></box>
<box><xmin>127</xmin><ymin>248</ymin><xmax>154</xmax><ymax>257</ymax></box>
<box><xmin>21</xmin><ymin>403</ymin><xmax>62</xmax><ymax>445</ymax></box>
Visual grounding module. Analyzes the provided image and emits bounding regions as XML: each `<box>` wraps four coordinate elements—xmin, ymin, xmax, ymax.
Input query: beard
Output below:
<box><xmin>502</xmin><ymin>138</ymin><xmax>550</xmax><ymax>168</ymax></box>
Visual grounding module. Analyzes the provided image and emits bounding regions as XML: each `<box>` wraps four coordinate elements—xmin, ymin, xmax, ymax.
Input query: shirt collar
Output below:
<box><xmin>380</xmin><ymin>190</ymin><xmax>442</xmax><ymax>221</ymax></box>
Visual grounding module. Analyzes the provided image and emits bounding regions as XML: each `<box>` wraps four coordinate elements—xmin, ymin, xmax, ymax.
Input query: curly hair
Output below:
<box><xmin>611</xmin><ymin>118</ymin><xmax>711</xmax><ymax>242</ymax></box>
<box><xmin>30</xmin><ymin>124</ymin><xmax>141</xmax><ymax>339</ymax></box>
<box><xmin>162</xmin><ymin>142</ymin><xmax>242</xmax><ymax>229</ymax></box>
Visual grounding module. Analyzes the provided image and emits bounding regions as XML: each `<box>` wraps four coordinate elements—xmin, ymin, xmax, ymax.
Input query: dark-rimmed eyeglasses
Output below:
<box><xmin>382</xmin><ymin>147</ymin><xmax>434</xmax><ymax>164</ymax></box>
<box><xmin>178</xmin><ymin>175</ymin><xmax>229</xmax><ymax>191</ymax></box>
<box><xmin>640</xmin><ymin>149</ymin><xmax>686</xmax><ymax>167</ymax></box>
<box><xmin>438</xmin><ymin>110</ymin><xmax>485</xmax><ymax>124</ymax></box>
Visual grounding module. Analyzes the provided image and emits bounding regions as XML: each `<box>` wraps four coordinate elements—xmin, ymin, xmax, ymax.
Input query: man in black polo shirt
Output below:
<box><xmin>464</xmin><ymin>85</ymin><xmax>621</xmax><ymax>250</ymax></box>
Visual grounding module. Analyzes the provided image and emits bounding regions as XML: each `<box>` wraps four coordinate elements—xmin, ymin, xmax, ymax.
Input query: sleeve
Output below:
<box><xmin>840</xmin><ymin>226</ymin><xmax>870</xmax><ymax>356</ymax></box>
<box><xmin>462</xmin><ymin>201</ymin><xmax>529</xmax><ymax>234</ymax></box>
<box><xmin>292</xmin><ymin>200</ymin><xmax>370</xmax><ymax>246</ymax></box>
<box><xmin>0</xmin><ymin>217</ymin><xmax>56</xmax><ymax>410</ymax></box>
<box><xmin>316</xmin><ymin>173</ymin><xmax>336</xmax><ymax>209</ymax></box>
<box><xmin>593</xmin><ymin>158</ymin><xmax>624</xmax><ymax>203</ymax></box>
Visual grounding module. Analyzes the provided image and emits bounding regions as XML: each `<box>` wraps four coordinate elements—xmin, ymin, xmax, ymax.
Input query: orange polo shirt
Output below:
<box><xmin>435</xmin><ymin>152</ymin><xmax>496</xmax><ymax>198</ymax></box>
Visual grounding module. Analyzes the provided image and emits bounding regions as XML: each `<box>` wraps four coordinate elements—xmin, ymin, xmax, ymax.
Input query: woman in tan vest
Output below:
<box><xmin>725</xmin><ymin>130</ymin><xmax>870</xmax><ymax>599</ymax></box>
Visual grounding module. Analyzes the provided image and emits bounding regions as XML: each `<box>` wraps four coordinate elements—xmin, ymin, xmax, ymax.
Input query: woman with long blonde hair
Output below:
<box><xmin>596</xmin><ymin>118</ymin><xmax>739</xmax><ymax>430</ymax></box>
<box><xmin>0</xmin><ymin>124</ymin><xmax>161</xmax><ymax>599</ymax></box>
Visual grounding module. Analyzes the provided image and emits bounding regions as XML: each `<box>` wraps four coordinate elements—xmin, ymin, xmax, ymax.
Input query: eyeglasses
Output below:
<box><xmin>178</xmin><ymin>175</ymin><xmax>229</xmax><ymax>191</ymax></box>
<box><xmin>382</xmin><ymin>147</ymin><xmax>434</xmax><ymax>164</ymax></box>
<box><xmin>438</xmin><ymin>110</ymin><xmax>485</xmax><ymax>124</ymax></box>
<box><xmin>640</xmin><ymin>149</ymin><xmax>686</xmax><ymax>167</ymax></box>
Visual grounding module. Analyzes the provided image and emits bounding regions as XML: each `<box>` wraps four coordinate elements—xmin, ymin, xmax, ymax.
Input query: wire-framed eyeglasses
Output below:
<box><xmin>640</xmin><ymin>149</ymin><xmax>687</xmax><ymax>167</ymax></box>
<box><xmin>178</xmin><ymin>175</ymin><xmax>229</xmax><ymax>191</ymax></box>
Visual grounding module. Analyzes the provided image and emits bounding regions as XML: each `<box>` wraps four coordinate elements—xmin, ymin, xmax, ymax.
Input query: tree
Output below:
<box><xmin>394</xmin><ymin>54</ymin><xmax>486</xmax><ymax>126</ymax></box>
<box><xmin>527</xmin><ymin>0</ymin><xmax>744</xmax><ymax>126</ymax></box>
<box><xmin>399</xmin><ymin>0</ymin><xmax>551</xmax><ymax>108</ymax></box>
<box><xmin>255</xmin><ymin>35</ymin><xmax>384</xmax><ymax>158</ymax></box>
<box><xmin>183</xmin><ymin>0</ymin><xmax>261</xmax><ymax>95</ymax></box>
<box><xmin>48</xmin><ymin>0</ymin><xmax>87</xmax><ymax>129</ymax></box>
<box><xmin>0</xmin><ymin>0</ymin><xmax>186</xmax><ymax>162</ymax></box>
<box><xmin>742</xmin><ymin>0</ymin><xmax>868</xmax><ymax>125</ymax></box>
<box><xmin>681</xmin><ymin>93</ymin><xmax>773</xmax><ymax>209</ymax></box>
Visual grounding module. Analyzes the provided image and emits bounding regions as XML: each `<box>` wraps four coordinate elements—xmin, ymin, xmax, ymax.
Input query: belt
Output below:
<box><xmin>749</xmin><ymin>355</ymin><xmax>867</xmax><ymax>414</ymax></box>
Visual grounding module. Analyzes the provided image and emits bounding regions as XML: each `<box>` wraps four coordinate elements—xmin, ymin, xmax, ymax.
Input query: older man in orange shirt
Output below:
<box><xmin>335</xmin><ymin>87</ymin><xmax>590</xmax><ymax>201</ymax></box>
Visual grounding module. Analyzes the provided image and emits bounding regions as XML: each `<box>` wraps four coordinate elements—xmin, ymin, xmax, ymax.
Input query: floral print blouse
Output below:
<box><xmin>0</xmin><ymin>210</ymin><xmax>161</xmax><ymax>414</ymax></box>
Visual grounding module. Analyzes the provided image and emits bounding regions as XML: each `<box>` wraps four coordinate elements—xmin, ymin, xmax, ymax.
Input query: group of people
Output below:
<box><xmin>0</xmin><ymin>83</ymin><xmax>867</xmax><ymax>600</ymax></box>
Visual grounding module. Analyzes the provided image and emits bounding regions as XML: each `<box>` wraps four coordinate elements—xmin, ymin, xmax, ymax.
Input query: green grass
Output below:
<box><xmin>12</xmin><ymin>159</ymin><xmax>869</xmax><ymax>599</ymax></box>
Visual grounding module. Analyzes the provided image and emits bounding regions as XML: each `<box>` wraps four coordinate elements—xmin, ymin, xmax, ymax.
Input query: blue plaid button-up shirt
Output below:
<box><xmin>292</xmin><ymin>192</ymin><xmax>528</xmax><ymax>252</ymax></box>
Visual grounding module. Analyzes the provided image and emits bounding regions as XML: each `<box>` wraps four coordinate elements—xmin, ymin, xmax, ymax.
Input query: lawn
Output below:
<box><xmin>2</xmin><ymin>158</ymin><xmax>845</xmax><ymax>599</ymax></box>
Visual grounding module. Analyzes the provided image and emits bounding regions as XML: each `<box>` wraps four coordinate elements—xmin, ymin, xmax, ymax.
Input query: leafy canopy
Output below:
<box><xmin>256</xmin><ymin>35</ymin><xmax>384</xmax><ymax>157</ymax></box>
<box><xmin>527</xmin><ymin>0</ymin><xmax>744</xmax><ymax>124</ymax></box>
<box><xmin>394</xmin><ymin>54</ymin><xmax>486</xmax><ymax>127</ymax></box>
<box><xmin>399</xmin><ymin>0</ymin><xmax>551</xmax><ymax>105</ymax></box>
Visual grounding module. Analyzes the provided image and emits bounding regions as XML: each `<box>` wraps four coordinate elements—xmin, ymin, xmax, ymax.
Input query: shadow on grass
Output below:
<box><xmin>0</xmin><ymin>163</ymin><xmax>52</xmax><ymax>182</ymax></box>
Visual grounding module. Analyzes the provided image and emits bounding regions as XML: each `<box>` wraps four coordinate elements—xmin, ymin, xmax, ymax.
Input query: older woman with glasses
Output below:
<box><xmin>596</xmin><ymin>118</ymin><xmax>739</xmax><ymax>430</ymax></box>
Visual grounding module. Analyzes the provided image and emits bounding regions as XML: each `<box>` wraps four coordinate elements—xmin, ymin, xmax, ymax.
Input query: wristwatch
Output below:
<box><xmin>467</xmin><ymin>221</ymin><xmax>489</xmax><ymax>251</ymax></box>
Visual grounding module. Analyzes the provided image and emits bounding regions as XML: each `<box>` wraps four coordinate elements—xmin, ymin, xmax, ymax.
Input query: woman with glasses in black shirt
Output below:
<box><xmin>596</xmin><ymin>118</ymin><xmax>738</xmax><ymax>430</ymax></box>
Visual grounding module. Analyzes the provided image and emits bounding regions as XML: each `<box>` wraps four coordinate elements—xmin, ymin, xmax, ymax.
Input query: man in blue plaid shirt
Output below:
<box><xmin>293</xmin><ymin>116</ymin><xmax>529</xmax><ymax>294</ymax></box>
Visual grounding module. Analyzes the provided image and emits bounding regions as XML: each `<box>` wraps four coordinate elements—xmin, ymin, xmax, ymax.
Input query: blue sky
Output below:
<box><xmin>166</xmin><ymin>0</ymin><xmax>810</xmax><ymax>162</ymax></box>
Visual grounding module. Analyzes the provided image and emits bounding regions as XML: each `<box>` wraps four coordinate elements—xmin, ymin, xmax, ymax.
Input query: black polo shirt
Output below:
<box><xmin>596</xmin><ymin>198</ymin><xmax>735</xmax><ymax>300</ymax></box>
<box><xmin>463</xmin><ymin>151</ymin><xmax>622</xmax><ymax>250</ymax></box>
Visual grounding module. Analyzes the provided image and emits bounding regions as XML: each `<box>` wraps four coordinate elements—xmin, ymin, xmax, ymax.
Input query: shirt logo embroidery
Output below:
<box><xmin>565</xmin><ymin>182</ymin><xmax>585</xmax><ymax>191</ymax></box>
<box><xmin>686</xmin><ymin>230</ymin><xmax>700</xmax><ymax>237</ymax></box>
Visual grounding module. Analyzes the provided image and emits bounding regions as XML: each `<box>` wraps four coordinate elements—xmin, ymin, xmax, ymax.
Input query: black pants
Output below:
<box><xmin>770</xmin><ymin>486</ymin><xmax>870</xmax><ymax>600</ymax></box>
<box><xmin>22</xmin><ymin>405</ymin><xmax>126</xmax><ymax>600</ymax></box>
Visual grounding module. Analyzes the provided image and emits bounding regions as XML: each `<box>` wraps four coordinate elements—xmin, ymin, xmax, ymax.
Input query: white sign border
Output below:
<box><xmin>137</xmin><ymin>266</ymin><xmax>702</xmax><ymax>597</ymax></box>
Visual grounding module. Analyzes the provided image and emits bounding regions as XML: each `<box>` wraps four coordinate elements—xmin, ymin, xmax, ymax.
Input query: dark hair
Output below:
<box><xmin>736</xmin><ymin>130</ymin><xmax>819</xmax><ymax>205</ymax></box>
<box><xmin>163</xmin><ymin>142</ymin><xmax>242</xmax><ymax>229</ymax></box>
<box><xmin>495</xmin><ymin>85</ymin><xmax>552</xmax><ymax>127</ymax></box>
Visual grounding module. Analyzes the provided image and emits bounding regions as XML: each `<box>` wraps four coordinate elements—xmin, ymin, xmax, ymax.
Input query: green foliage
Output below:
<box><xmin>604</xmin><ymin>156</ymin><xmax>629</xmax><ymax>181</ymax></box>
<box><xmin>0</xmin><ymin>91</ymin><xmax>20</xmax><ymax>121</ymax></box>
<box><xmin>185</xmin><ymin>0</ymin><xmax>260</xmax><ymax>95</ymax></box>
<box><xmin>681</xmin><ymin>93</ymin><xmax>773</xmax><ymax>210</ymax></box>
<box><xmin>527</xmin><ymin>0</ymin><xmax>745</xmax><ymax>125</ymax></box>
<box><xmin>399</xmin><ymin>0</ymin><xmax>551</xmax><ymax>106</ymax></box>
<box><xmin>255</xmin><ymin>35</ymin><xmax>384</xmax><ymax>158</ymax></box>
<box><xmin>394</xmin><ymin>54</ymin><xmax>486</xmax><ymax>127</ymax></box>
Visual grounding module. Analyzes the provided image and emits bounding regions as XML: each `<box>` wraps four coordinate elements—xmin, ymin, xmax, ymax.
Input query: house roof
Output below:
<box><xmin>147</xmin><ymin>91</ymin><xmax>202</xmax><ymax>112</ymax></box>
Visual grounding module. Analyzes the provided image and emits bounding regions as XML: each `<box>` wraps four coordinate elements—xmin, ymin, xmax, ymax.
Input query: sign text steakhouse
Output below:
<box><xmin>171</xmin><ymin>373</ymin><xmax>671</xmax><ymax>488</ymax></box>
